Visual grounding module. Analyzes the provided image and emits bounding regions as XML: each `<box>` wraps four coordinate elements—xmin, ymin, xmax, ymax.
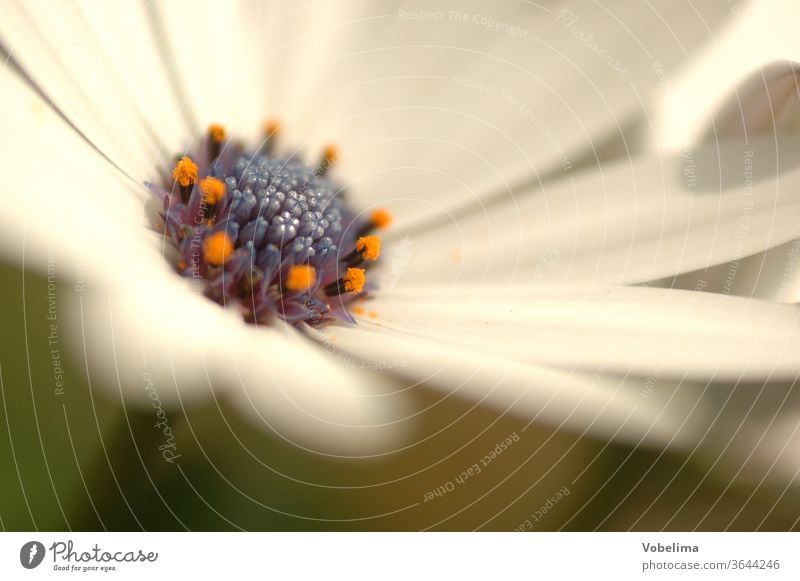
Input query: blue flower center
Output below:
<box><xmin>148</xmin><ymin>124</ymin><xmax>389</xmax><ymax>326</ymax></box>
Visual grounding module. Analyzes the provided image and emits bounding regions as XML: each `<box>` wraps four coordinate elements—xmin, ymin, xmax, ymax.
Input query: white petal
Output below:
<box><xmin>656</xmin><ymin>0</ymin><xmax>800</xmax><ymax>149</ymax></box>
<box><xmin>153</xmin><ymin>0</ymin><xmax>266</xmax><ymax>141</ymax></box>
<box><xmin>0</xmin><ymin>61</ymin><xmax>151</xmax><ymax>275</ymax></box>
<box><xmin>389</xmin><ymin>136</ymin><xmax>800</xmax><ymax>287</ymax></box>
<box><xmin>0</xmin><ymin>0</ymin><xmax>185</xmax><ymax>179</ymax></box>
<box><xmin>243</xmin><ymin>0</ymin><xmax>733</xmax><ymax>229</ymax></box>
<box><xmin>62</xmin><ymin>259</ymin><xmax>413</xmax><ymax>456</ymax></box>
<box><xmin>1</xmin><ymin>62</ymin><xmax>409</xmax><ymax>455</ymax></box>
<box><xmin>654</xmin><ymin>238</ymin><xmax>800</xmax><ymax>303</ymax></box>
<box><xmin>309</xmin><ymin>308</ymin><xmax>708</xmax><ymax>450</ymax></box>
<box><xmin>341</xmin><ymin>285</ymin><xmax>800</xmax><ymax>381</ymax></box>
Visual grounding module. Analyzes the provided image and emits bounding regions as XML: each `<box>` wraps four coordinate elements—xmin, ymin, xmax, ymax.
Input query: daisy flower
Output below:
<box><xmin>1</xmin><ymin>0</ymin><xmax>798</xmax><ymax>490</ymax></box>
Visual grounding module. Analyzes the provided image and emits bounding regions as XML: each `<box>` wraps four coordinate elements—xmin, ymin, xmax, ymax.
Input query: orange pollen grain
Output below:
<box><xmin>285</xmin><ymin>265</ymin><xmax>316</xmax><ymax>292</ymax></box>
<box><xmin>351</xmin><ymin>306</ymin><xmax>365</xmax><ymax>316</ymax></box>
<box><xmin>208</xmin><ymin>123</ymin><xmax>226</xmax><ymax>143</ymax></box>
<box><xmin>369</xmin><ymin>208</ymin><xmax>392</xmax><ymax>229</ymax></box>
<box><xmin>264</xmin><ymin>118</ymin><xmax>281</xmax><ymax>136</ymax></box>
<box><xmin>172</xmin><ymin>156</ymin><xmax>198</xmax><ymax>187</ymax></box>
<box><xmin>199</xmin><ymin>177</ymin><xmax>226</xmax><ymax>205</ymax></box>
<box><xmin>343</xmin><ymin>268</ymin><xmax>366</xmax><ymax>294</ymax></box>
<box><xmin>203</xmin><ymin>231</ymin><xmax>233</xmax><ymax>266</ymax></box>
<box><xmin>355</xmin><ymin>236</ymin><xmax>381</xmax><ymax>260</ymax></box>
<box><xmin>323</xmin><ymin>144</ymin><xmax>339</xmax><ymax>164</ymax></box>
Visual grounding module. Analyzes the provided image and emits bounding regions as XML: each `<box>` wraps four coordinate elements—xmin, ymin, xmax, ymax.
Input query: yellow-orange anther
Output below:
<box><xmin>263</xmin><ymin>118</ymin><xmax>281</xmax><ymax>136</ymax></box>
<box><xmin>355</xmin><ymin>236</ymin><xmax>381</xmax><ymax>261</ymax></box>
<box><xmin>199</xmin><ymin>177</ymin><xmax>226</xmax><ymax>205</ymax></box>
<box><xmin>203</xmin><ymin>231</ymin><xmax>233</xmax><ymax>266</ymax></box>
<box><xmin>369</xmin><ymin>208</ymin><xmax>392</xmax><ymax>229</ymax></box>
<box><xmin>285</xmin><ymin>265</ymin><xmax>316</xmax><ymax>292</ymax></box>
<box><xmin>322</xmin><ymin>144</ymin><xmax>339</xmax><ymax>165</ymax></box>
<box><xmin>342</xmin><ymin>268</ymin><xmax>366</xmax><ymax>294</ymax></box>
<box><xmin>172</xmin><ymin>156</ymin><xmax>198</xmax><ymax>187</ymax></box>
<box><xmin>208</xmin><ymin>123</ymin><xmax>226</xmax><ymax>143</ymax></box>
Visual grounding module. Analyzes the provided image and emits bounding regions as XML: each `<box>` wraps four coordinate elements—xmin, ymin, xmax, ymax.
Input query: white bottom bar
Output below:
<box><xmin>1</xmin><ymin>532</ymin><xmax>796</xmax><ymax>579</ymax></box>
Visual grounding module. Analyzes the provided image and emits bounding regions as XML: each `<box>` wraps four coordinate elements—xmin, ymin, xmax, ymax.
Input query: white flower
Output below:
<box><xmin>1</xmin><ymin>0</ymin><xmax>798</xmax><ymax>485</ymax></box>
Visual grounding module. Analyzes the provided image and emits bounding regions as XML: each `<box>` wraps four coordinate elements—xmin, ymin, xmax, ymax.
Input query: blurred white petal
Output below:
<box><xmin>61</xmin><ymin>252</ymin><xmax>412</xmax><ymax>456</ymax></box>
<box><xmin>0</xmin><ymin>61</ymin><xmax>150</xmax><ymax>274</ymax></box>
<box><xmin>391</xmin><ymin>136</ymin><xmax>800</xmax><ymax>287</ymax></box>
<box><xmin>0</xmin><ymin>0</ymin><xmax>185</xmax><ymax>178</ymax></box>
<box><xmin>309</xmin><ymin>306</ymin><xmax>707</xmax><ymax>451</ymax></box>
<box><xmin>153</xmin><ymin>0</ymin><xmax>265</xmax><ymax>142</ymax></box>
<box><xmin>255</xmin><ymin>0</ymin><xmax>733</xmax><ymax>229</ymax></box>
<box><xmin>1</xmin><ymin>0</ymin><xmax>734</xmax><ymax>227</ymax></box>
<box><xmin>339</xmin><ymin>284</ymin><xmax>800</xmax><ymax>381</ymax></box>
<box><xmin>0</xmin><ymin>56</ymin><xmax>410</xmax><ymax>455</ymax></box>
<box><xmin>657</xmin><ymin>0</ymin><xmax>800</xmax><ymax>149</ymax></box>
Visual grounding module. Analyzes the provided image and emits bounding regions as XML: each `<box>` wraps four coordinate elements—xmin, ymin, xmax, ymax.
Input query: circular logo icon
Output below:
<box><xmin>19</xmin><ymin>541</ymin><xmax>45</xmax><ymax>569</ymax></box>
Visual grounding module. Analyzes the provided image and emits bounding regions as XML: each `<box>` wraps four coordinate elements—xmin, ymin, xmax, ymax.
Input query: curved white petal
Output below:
<box><xmin>653</xmin><ymin>238</ymin><xmax>800</xmax><ymax>303</ymax></box>
<box><xmin>657</xmin><ymin>0</ymin><xmax>800</xmax><ymax>149</ymax></box>
<box><xmin>309</xmin><ymin>306</ymin><xmax>708</xmax><ymax>451</ymax></box>
<box><xmin>2</xmin><ymin>0</ymin><xmax>733</xmax><ymax>230</ymax></box>
<box><xmin>0</xmin><ymin>58</ymin><xmax>410</xmax><ymax>455</ymax></box>
<box><xmin>0</xmin><ymin>0</ymin><xmax>187</xmax><ymax>179</ymax></box>
<box><xmin>242</xmin><ymin>0</ymin><xmax>733</xmax><ymax>229</ymax></box>
<box><xmin>342</xmin><ymin>284</ymin><xmax>800</xmax><ymax>381</ymax></box>
<box><xmin>0</xmin><ymin>62</ymin><xmax>151</xmax><ymax>275</ymax></box>
<box><xmin>390</xmin><ymin>136</ymin><xmax>800</xmax><ymax>288</ymax></box>
<box><xmin>153</xmin><ymin>0</ymin><xmax>266</xmax><ymax>142</ymax></box>
<box><xmin>61</xmin><ymin>253</ymin><xmax>413</xmax><ymax>456</ymax></box>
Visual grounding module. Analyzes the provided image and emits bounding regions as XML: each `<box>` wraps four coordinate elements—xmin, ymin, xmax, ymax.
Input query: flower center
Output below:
<box><xmin>149</xmin><ymin>123</ymin><xmax>390</xmax><ymax>326</ymax></box>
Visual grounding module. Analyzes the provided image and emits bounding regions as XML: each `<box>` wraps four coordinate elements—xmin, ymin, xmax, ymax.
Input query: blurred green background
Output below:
<box><xmin>1</xmin><ymin>259</ymin><xmax>798</xmax><ymax>531</ymax></box>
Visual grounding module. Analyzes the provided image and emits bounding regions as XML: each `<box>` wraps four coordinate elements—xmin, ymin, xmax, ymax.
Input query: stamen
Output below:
<box><xmin>344</xmin><ymin>235</ymin><xmax>381</xmax><ymax>267</ymax></box>
<box><xmin>324</xmin><ymin>267</ymin><xmax>366</xmax><ymax>296</ymax></box>
<box><xmin>316</xmin><ymin>144</ymin><xmax>339</xmax><ymax>176</ymax></box>
<box><xmin>153</xmin><ymin>123</ymin><xmax>387</xmax><ymax>327</ymax></box>
<box><xmin>285</xmin><ymin>264</ymin><xmax>316</xmax><ymax>292</ymax></box>
<box><xmin>171</xmin><ymin>156</ymin><xmax>198</xmax><ymax>204</ymax></box>
<box><xmin>198</xmin><ymin>177</ymin><xmax>226</xmax><ymax>221</ymax></box>
<box><xmin>208</xmin><ymin>123</ymin><xmax>226</xmax><ymax>159</ymax></box>
<box><xmin>343</xmin><ymin>267</ymin><xmax>366</xmax><ymax>293</ymax></box>
<box><xmin>203</xmin><ymin>231</ymin><xmax>234</xmax><ymax>266</ymax></box>
<box><xmin>263</xmin><ymin>118</ymin><xmax>281</xmax><ymax>154</ymax></box>
<box><xmin>358</xmin><ymin>208</ymin><xmax>392</xmax><ymax>236</ymax></box>
<box><xmin>356</xmin><ymin>236</ymin><xmax>381</xmax><ymax>260</ymax></box>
